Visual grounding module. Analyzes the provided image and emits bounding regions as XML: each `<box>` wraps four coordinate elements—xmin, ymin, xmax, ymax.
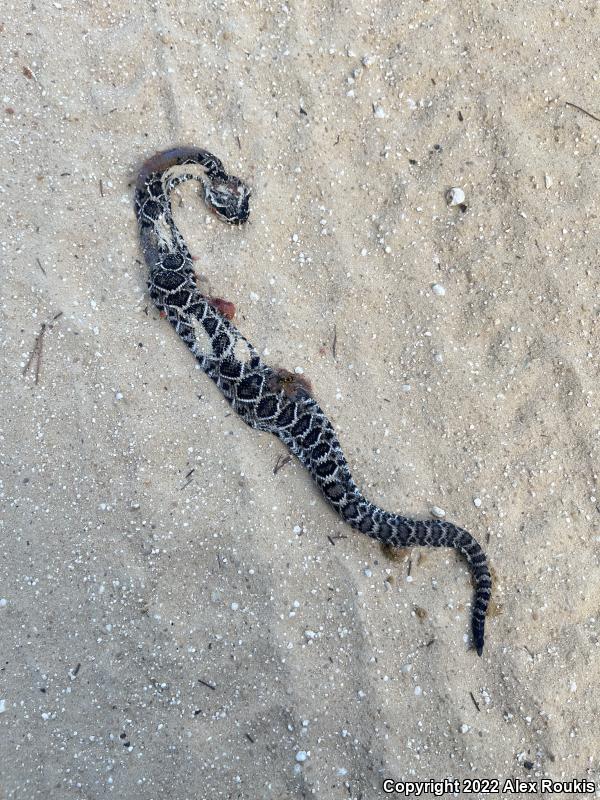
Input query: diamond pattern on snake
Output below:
<box><xmin>134</xmin><ymin>146</ymin><xmax>492</xmax><ymax>656</ymax></box>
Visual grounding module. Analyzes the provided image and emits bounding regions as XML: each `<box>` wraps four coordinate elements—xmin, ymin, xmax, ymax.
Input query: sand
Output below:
<box><xmin>1</xmin><ymin>1</ymin><xmax>600</xmax><ymax>798</ymax></box>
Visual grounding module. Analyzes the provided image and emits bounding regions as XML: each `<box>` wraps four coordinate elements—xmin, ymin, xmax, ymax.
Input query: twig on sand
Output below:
<box><xmin>198</xmin><ymin>678</ymin><xmax>216</xmax><ymax>691</ymax></box>
<box><xmin>180</xmin><ymin>468</ymin><xmax>195</xmax><ymax>490</ymax></box>
<box><xmin>565</xmin><ymin>100</ymin><xmax>600</xmax><ymax>123</ymax></box>
<box><xmin>22</xmin><ymin>312</ymin><xmax>63</xmax><ymax>384</ymax></box>
<box><xmin>273</xmin><ymin>454</ymin><xmax>291</xmax><ymax>475</ymax></box>
<box><xmin>332</xmin><ymin>324</ymin><xmax>337</xmax><ymax>359</ymax></box>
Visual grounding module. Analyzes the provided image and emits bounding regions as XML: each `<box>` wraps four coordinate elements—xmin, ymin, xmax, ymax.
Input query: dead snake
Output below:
<box><xmin>134</xmin><ymin>146</ymin><xmax>491</xmax><ymax>655</ymax></box>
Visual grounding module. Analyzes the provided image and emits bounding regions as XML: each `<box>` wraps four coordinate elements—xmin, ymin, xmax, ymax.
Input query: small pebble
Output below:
<box><xmin>363</xmin><ymin>568</ymin><xmax>372</xmax><ymax>578</ymax></box>
<box><xmin>473</xmin><ymin>497</ymin><xmax>482</xmax><ymax>508</ymax></box>
<box><xmin>446</xmin><ymin>187</ymin><xmax>465</xmax><ymax>206</ymax></box>
<box><xmin>460</xmin><ymin>723</ymin><xmax>470</xmax><ymax>734</ymax></box>
<box><xmin>414</xmin><ymin>686</ymin><xmax>422</xmax><ymax>696</ymax></box>
<box><xmin>373</xmin><ymin>105</ymin><xmax>386</xmax><ymax>119</ymax></box>
<box><xmin>401</xmin><ymin>384</ymin><xmax>411</xmax><ymax>393</ymax></box>
<box><xmin>432</xmin><ymin>283</ymin><xmax>446</xmax><ymax>296</ymax></box>
<box><xmin>0</xmin><ymin>699</ymin><xmax>5</xmax><ymax>713</ymax></box>
<box><xmin>431</xmin><ymin>506</ymin><xmax>446</xmax><ymax>518</ymax></box>
<box><xmin>295</xmin><ymin>750</ymin><xmax>308</xmax><ymax>763</ymax></box>
<box><xmin>294</xmin><ymin>366</ymin><xmax>304</xmax><ymax>375</ymax></box>
<box><xmin>293</xmin><ymin>525</ymin><xmax>302</xmax><ymax>534</ymax></box>
<box><xmin>337</xmin><ymin>767</ymin><xmax>348</xmax><ymax>777</ymax></box>
<box><xmin>361</xmin><ymin>54</ymin><xmax>375</xmax><ymax>67</ymax></box>
<box><xmin>304</xmin><ymin>630</ymin><xmax>316</xmax><ymax>639</ymax></box>
<box><xmin>544</xmin><ymin>174</ymin><xmax>553</xmax><ymax>189</ymax></box>
<box><xmin>0</xmin><ymin>598</ymin><xmax>7</xmax><ymax>608</ymax></box>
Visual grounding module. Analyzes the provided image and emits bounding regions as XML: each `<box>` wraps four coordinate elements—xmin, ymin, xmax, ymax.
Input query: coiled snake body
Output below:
<box><xmin>134</xmin><ymin>147</ymin><xmax>491</xmax><ymax>655</ymax></box>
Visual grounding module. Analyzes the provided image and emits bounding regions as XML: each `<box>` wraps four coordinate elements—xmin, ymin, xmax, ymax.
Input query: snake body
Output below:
<box><xmin>134</xmin><ymin>147</ymin><xmax>491</xmax><ymax>655</ymax></box>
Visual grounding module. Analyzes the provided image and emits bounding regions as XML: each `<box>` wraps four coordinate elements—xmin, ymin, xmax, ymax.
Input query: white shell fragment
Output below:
<box><xmin>432</xmin><ymin>283</ymin><xmax>446</xmax><ymax>296</ymax></box>
<box><xmin>431</xmin><ymin>506</ymin><xmax>446</xmax><ymax>518</ymax></box>
<box><xmin>295</xmin><ymin>750</ymin><xmax>308</xmax><ymax>762</ymax></box>
<box><xmin>544</xmin><ymin>174</ymin><xmax>553</xmax><ymax>188</ymax></box>
<box><xmin>446</xmin><ymin>187</ymin><xmax>465</xmax><ymax>206</ymax></box>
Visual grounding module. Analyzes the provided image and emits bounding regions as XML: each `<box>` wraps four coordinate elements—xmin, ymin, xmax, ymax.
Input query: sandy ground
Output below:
<box><xmin>1</xmin><ymin>1</ymin><xmax>600</xmax><ymax>798</ymax></box>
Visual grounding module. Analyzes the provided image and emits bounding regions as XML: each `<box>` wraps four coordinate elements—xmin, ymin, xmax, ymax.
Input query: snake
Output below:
<box><xmin>134</xmin><ymin>146</ymin><xmax>492</xmax><ymax>656</ymax></box>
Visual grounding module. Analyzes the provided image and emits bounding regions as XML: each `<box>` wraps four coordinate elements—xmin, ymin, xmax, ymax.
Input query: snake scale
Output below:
<box><xmin>134</xmin><ymin>147</ymin><xmax>491</xmax><ymax>656</ymax></box>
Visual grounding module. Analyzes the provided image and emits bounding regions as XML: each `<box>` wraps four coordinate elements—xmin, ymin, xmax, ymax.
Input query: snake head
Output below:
<box><xmin>205</xmin><ymin>175</ymin><xmax>251</xmax><ymax>225</ymax></box>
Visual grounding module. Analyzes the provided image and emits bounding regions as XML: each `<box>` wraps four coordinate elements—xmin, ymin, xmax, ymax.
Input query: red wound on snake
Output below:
<box><xmin>208</xmin><ymin>297</ymin><xmax>236</xmax><ymax>320</ymax></box>
<box><xmin>267</xmin><ymin>368</ymin><xmax>313</xmax><ymax>399</ymax></box>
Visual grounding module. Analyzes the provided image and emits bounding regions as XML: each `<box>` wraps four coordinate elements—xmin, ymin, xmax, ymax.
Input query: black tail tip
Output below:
<box><xmin>473</xmin><ymin>626</ymin><xmax>485</xmax><ymax>656</ymax></box>
<box><xmin>473</xmin><ymin>620</ymin><xmax>485</xmax><ymax>657</ymax></box>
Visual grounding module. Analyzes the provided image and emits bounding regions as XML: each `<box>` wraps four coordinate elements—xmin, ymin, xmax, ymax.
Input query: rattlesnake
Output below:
<box><xmin>134</xmin><ymin>147</ymin><xmax>491</xmax><ymax>655</ymax></box>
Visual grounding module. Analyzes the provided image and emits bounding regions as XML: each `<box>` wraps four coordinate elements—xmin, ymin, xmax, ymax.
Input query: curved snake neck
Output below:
<box><xmin>134</xmin><ymin>146</ymin><xmax>491</xmax><ymax>656</ymax></box>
